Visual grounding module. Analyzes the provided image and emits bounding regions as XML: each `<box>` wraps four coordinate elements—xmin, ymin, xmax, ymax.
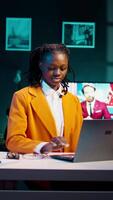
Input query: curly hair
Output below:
<box><xmin>27</xmin><ymin>43</ymin><xmax>75</xmax><ymax>94</ymax></box>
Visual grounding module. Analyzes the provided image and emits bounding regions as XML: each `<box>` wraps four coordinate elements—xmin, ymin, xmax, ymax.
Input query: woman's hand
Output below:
<box><xmin>40</xmin><ymin>136</ymin><xmax>69</xmax><ymax>154</ymax></box>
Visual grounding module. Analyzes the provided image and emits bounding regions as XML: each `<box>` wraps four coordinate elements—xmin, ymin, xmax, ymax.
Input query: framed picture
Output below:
<box><xmin>62</xmin><ymin>22</ymin><xmax>95</xmax><ymax>48</ymax></box>
<box><xmin>5</xmin><ymin>17</ymin><xmax>32</xmax><ymax>51</ymax></box>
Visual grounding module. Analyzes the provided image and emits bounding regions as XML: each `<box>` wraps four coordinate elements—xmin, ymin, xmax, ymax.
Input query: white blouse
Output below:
<box><xmin>34</xmin><ymin>80</ymin><xmax>64</xmax><ymax>153</ymax></box>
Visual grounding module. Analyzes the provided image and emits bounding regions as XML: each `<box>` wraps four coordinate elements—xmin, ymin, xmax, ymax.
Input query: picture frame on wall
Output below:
<box><xmin>62</xmin><ymin>21</ymin><xmax>95</xmax><ymax>48</ymax></box>
<box><xmin>5</xmin><ymin>17</ymin><xmax>32</xmax><ymax>51</ymax></box>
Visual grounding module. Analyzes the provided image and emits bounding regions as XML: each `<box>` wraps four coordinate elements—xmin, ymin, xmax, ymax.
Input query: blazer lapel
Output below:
<box><xmin>62</xmin><ymin>94</ymin><xmax>72</xmax><ymax>137</ymax></box>
<box><xmin>29</xmin><ymin>87</ymin><xmax>57</xmax><ymax>137</ymax></box>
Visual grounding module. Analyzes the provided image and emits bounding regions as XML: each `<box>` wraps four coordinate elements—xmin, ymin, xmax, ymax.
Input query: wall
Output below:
<box><xmin>0</xmin><ymin>0</ymin><xmax>110</xmax><ymax>135</ymax></box>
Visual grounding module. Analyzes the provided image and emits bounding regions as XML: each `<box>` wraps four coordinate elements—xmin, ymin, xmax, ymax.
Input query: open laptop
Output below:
<box><xmin>50</xmin><ymin>120</ymin><xmax>113</xmax><ymax>162</ymax></box>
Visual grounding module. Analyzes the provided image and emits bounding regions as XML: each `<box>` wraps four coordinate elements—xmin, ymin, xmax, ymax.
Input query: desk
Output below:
<box><xmin>0</xmin><ymin>152</ymin><xmax>113</xmax><ymax>199</ymax></box>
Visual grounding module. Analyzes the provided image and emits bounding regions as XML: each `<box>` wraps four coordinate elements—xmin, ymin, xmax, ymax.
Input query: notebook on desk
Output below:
<box><xmin>50</xmin><ymin>120</ymin><xmax>113</xmax><ymax>162</ymax></box>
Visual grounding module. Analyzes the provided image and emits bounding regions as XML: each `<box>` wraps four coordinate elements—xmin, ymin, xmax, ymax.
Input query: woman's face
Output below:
<box><xmin>39</xmin><ymin>52</ymin><xmax>68</xmax><ymax>90</ymax></box>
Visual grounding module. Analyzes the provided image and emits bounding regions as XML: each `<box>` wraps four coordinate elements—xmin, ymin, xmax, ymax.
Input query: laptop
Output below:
<box><xmin>50</xmin><ymin>120</ymin><xmax>113</xmax><ymax>162</ymax></box>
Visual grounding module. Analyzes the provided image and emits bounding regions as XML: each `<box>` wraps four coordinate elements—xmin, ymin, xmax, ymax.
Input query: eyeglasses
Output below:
<box><xmin>6</xmin><ymin>152</ymin><xmax>20</xmax><ymax>159</ymax></box>
<box><xmin>6</xmin><ymin>152</ymin><xmax>49</xmax><ymax>160</ymax></box>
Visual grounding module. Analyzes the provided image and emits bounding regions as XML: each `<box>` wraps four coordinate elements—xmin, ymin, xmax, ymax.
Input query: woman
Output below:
<box><xmin>6</xmin><ymin>43</ymin><xmax>83</xmax><ymax>154</ymax></box>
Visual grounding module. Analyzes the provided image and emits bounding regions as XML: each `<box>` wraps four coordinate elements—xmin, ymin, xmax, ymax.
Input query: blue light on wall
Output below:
<box><xmin>62</xmin><ymin>21</ymin><xmax>95</xmax><ymax>48</ymax></box>
<box><xmin>5</xmin><ymin>17</ymin><xmax>32</xmax><ymax>51</ymax></box>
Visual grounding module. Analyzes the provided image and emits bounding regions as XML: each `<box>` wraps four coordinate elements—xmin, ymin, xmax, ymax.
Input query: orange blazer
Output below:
<box><xmin>6</xmin><ymin>86</ymin><xmax>83</xmax><ymax>153</ymax></box>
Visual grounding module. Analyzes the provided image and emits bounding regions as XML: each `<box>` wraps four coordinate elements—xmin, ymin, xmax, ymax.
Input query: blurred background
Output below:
<box><xmin>0</xmin><ymin>0</ymin><xmax>113</xmax><ymax>139</ymax></box>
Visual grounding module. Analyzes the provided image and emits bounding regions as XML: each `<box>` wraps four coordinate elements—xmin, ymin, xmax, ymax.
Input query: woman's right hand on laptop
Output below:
<box><xmin>40</xmin><ymin>136</ymin><xmax>69</xmax><ymax>154</ymax></box>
